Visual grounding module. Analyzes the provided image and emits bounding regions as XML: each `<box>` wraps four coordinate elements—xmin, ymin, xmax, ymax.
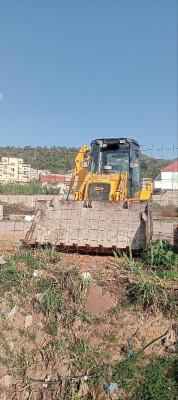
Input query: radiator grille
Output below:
<box><xmin>87</xmin><ymin>183</ymin><xmax>111</xmax><ymax>201</ymax></box>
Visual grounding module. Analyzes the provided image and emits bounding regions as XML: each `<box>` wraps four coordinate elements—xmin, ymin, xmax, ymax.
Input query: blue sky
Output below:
<box><xmin>0</xmin><ymin>0</ymin><xmax>177</xmax><ymax>158</ymax></box>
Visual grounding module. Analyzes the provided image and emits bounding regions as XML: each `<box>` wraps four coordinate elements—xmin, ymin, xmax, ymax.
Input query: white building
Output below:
<box><xmin>154</xmin><ymin>161</ymin><xmax>178</xmax><ymax>192</ymax></box>
<box><xmin>0</xmin><ymin>157</ymin><xmax>50</xmax><ymax>184</ymax></box>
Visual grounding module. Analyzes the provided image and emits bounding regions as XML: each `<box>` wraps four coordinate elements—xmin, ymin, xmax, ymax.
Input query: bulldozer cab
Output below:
<box><xmin>89</xmin><ymin>138</ymin><xmax>141</xmax><ymax>197</ymax></box>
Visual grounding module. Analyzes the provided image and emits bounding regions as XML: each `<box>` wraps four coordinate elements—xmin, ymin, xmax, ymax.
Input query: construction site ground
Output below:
<box><xmin>0</xmin><ymin>238</ymin><xmax>177</xmax><ymax>400</ymax></box>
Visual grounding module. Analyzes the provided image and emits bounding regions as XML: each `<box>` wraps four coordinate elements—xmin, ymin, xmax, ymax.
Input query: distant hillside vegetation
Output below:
<box><xmin>0</xmin><ymin>146</ymin><xmax>174</xmax><ymax>178</ymax></box>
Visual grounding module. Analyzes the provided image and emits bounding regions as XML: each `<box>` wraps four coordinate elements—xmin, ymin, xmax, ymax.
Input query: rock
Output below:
<box><xmin>7</xmin><ymin>305</ymin><xmax>18</xmax><ymax>319</ymax></box>
<box><xmin>110</xmin><ymin>387</ymin><xmax>125</xmax><ymax>399</ymax></box>
<box><xmin>103</xmin><ymin>382</ymin><xmax>125</xmax><ymax>399</ymax></box>
<box><xmin>78</xmin><ymin>382</ymin><xmax>90</xmax><ymax>397</ymax></box>
<box><xmin>9</xmin><ymin>342</ymin><xmax>14</xmax><ymax>351</ymax></box>
<box><xmin>38</xmin><ymin>321</ymin><xmax>44</xmax><ymax>329</ymax></box>
<box><xmin>166</xmin><ymin>344</ymin><xmax>176</xmax><ymax>354</ymax></box>
<box><xmin>92</xmin><ymin>387</ymin><xmax>108</xmax><ymax>399</ymax></box>
<box><xmin>0</xmin><ymin>256</ymin><xmax>6</xmax><ymax>265</ymax></box>
<box><xmin>123</xmin><ymin>337</ymin><xmax>137</xmax><ymax>353</ymax></box>
<box><xmin>25</xmin><ymin>315</ymin><xmax>33</xmax><ymax>328</ymax></box>
<box><xmin>84</xmin><ymin>285</ymin><xmax>117</xmax><ymax>316</ymax></box>
<box><xmin>23</xmin><ymin>391</ymin><xmax>30</xmax><ymax>400</ymax></box>
<box><xmin>0</xmin><ymin>375</ymin><xmax>13</xmax><ymax>387</ymax></box>
<box><xmin>57</xmin><ymin>359</ymin><xmax>70</xmax><ymax>376</ymax></box>
<box><xmin>90</xmin><ymin>264</ymin><xmax>99</xmax><ymax>271</ymax></box>
<box><xmin>172</xmin><ymin>323</ymin><xmax>178</xmax><ymax>341</ymax></box>
<box><xmin>0</xmin><ymin>392</ymin><xmax>8</xmax><ymax>400</ymax></box>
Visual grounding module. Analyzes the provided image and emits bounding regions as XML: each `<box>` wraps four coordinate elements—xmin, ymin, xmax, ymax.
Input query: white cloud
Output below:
<box><xmin>0</xmin><ymin>93</ymin><xmax>3</xmax><ymax>101</ymax></box>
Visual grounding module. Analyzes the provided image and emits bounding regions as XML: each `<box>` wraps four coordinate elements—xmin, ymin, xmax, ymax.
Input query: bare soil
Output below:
<box><xmin>0</xmin><ymin>243</ymin><xmax>177</xmax><ymax>399</ymax></box>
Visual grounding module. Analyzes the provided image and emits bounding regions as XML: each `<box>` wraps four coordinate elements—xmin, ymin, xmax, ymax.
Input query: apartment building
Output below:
<box><xmin>0</xmin><ymin>157</ymin><xmax>48</xmax><ymax>183</ymax></box>
<box><xmin>0</xmin><ymin>157</ymin><xmax>30</xmax><ymax>183</ymax></box>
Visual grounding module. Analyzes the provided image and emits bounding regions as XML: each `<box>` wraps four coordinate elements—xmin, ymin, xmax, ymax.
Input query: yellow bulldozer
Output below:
<box><xmin>25</xmin><ymin>138</ymin><xmax>153</xmax><ymax>253</ymax></box>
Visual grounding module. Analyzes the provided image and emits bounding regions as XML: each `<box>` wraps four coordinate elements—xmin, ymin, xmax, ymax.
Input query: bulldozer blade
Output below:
<box><xmin>24</xmin><ymin>198</ymin><xmax>152</xmax><ymax>253</ymax></box>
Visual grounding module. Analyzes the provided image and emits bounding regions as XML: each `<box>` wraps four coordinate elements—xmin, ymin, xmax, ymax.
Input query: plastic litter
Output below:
<box><xmin>33</xmin><ymin>270</ymin><xmax>44</xmax><ymax>277</ymax></box>
<box><xmin>82</xmin><ymin>272</ymin><xmax>92</xmax><ymax>281</ymax></box>
<box><xmin>103</xmin><ymin>382</ymin><xmax>118</xmax><ymax>394</ymax></box>
<box><xmin>24</xmin><ymin>215</ymin><xmax>35</xmax><ymax>222</ymax></box>
<box><xmin>7</xmin><ymin>305</ymin><xmax>18</xmax><ymax>319</ymax></box>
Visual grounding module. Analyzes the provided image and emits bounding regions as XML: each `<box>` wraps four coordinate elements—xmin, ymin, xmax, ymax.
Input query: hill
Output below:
<box><xmin>0</xmin><ymin>146</ymin><xmax>174</xmax><ymax>178</ymax></box>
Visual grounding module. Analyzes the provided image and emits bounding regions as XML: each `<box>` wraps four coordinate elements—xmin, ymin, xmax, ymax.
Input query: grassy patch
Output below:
<box><xmin>140</xmin><ymin>239</ymin><xmax>178</xmax><ymax>279</ymax></box>
<box><xmin>114</xmin><ymin>240</ymin><xmax>178</xmax><ymax>316</ymax></box>
<box><xmin>0</xmin><ymin>201</ymin><xmax>34</xmax><ymax>215</ymax></box>
<box><xmin>111</xmin><ymin>354</ymin><xmax>177</xmax><ymax>400</ymax></box>
<box><xmin>70</xmin><ymin>338</ymin><xmax>101</xmax><ymax>372</ymax></box>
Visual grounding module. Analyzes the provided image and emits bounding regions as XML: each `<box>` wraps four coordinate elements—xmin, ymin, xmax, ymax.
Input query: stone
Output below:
<box><xmin>7</xmin><ymin>305</ymin><xmax>18</xmax><ymax>319</ymax></box>
<box><xmin>84</xmin><ymin>285</ymin><xmax>117</xmax><ymax>316</ymax></box>
<box><xmin>172</xmin><ymin>323</ymin><xmax>178</xmax><ymax>341</ymax></box>
<box><xmin>0</xmin><ymin>256</ymin><xmax>5</xmax><ymax>265</ymax></box>
<box><xmin>123</xmin><ymin>337</ymin><xmax>137</xmax><ymax>353</ymax></box>
<box><xmin>110</xmin><ymin>387</ymin><xmax>125</xmax><ymax>399</ymax></box>
<box><xmin>25</xmin><ymin>315</ymin><xmax>33</xmax><ymax>328</ymax></box>
<box><xmin>0</xmin><ymin>392</ymin><xmax>8</xmax><ymax>400</ymax></box>
<box><xmin>0</xmin><ymin>375</ymin><xmax>13</xmax><ymax>387</ymax></box>
<box><xmin>57</xmin><ymin>359</ymin><xmax>70</xmax><ymax>376</ymax></box>
<box><xmin>9</xmin><ymin>342</ymin><xmax>14</xmax><ymax>351</ymax></box>
<box><xmin>90</xmin><ymin>264</ymin><xmax>99</xmax><ymax>271</ymax></box>
<box><xmin>23</xmin><ymin>391</ymin><xmax>30</xmax><ymax>400</ymax></box>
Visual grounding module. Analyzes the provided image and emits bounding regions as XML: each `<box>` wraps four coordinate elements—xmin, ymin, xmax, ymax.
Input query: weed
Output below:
<box><xmin>107</xmin><ymin>306</ymin><xmax>118</xmax><ymax>315</ymax></box>
<box><xmin>104</xmin><ymin>332</ymin><xmax>117</xmax><ymax>343</ymax></box>
<box><xmin>0</xmin><ymin>201</ymin><xmax>33</xmax><ymax>215</ymax></box>
<box><xmin>14</xmin><ymin>347</ymin><xmax>36</xmax><ymax>374</ymax></box>
<box><xmin>41</xmin><ymin>338</ymin><xmax>66</xmax><ymax>362</ymax></box>
<box><xmin>19</xmin><ymin>328</ymin><xmax>26</xmax><ymax>336</ymax></box>
<box><xmin>0</xmin><ymin>262</ymin><xmax>21</xmax><ymax>295</ymax></box>
<box><xmin>114</xmin><ymin>242</ymin><xmax>177</xmax><ymax>315</ymax></box>
<box><xmin>28</xmin><ymin>333</ymin><xmax>36</xmax><ymax>341</ymax></box>
<box><xmin>79</xmin><ymin>311</ymin><xmax>103</xmax><ymax>325</ymax></box>
<box><xmin>121</xmin><ymin>299</ymin><xmax>132</xmax><ymax>309</ymax></box>
<box><xmin>2</xmin><ymin>323</ymin><xmax>13</xmax><ymax>331</ymax></box>
<box><xmin>133</xmin><ymin>356</ymin><xmax>177</xmax><ymax>400</ymax></box>
<box><xmin>45</xmin><ymin>318</ymin><xmax>58</xmax><ymax>336</ymax></box>
<box><xmin>37</xmin><ymin>279</ymin><xmax>63</xmax><ymax>316</ymax></box>
<box><xmin>141</xmin><ymin>239</ymin><xmax>178</xmax><ymax>278</ymax></box>
<box><xmin>71</xmin><ymin>338</ymin><xmax>100</xmax><ymax>372</ymax></box>
<box><xmin>111</xmin><ymin>354</ymin><xmax>177</xmax><ymax>400</ymax></box>
<box><xmin>39</xmin><ymin>244</ymin><xmax>63</xmax><ymax>266</ymax></box>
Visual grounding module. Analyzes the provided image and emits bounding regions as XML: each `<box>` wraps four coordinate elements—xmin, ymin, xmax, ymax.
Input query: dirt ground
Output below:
<box><xmin>0</xmin><ymin>241</ymin><xmax>177</xmax><ymax>399</ymax></box>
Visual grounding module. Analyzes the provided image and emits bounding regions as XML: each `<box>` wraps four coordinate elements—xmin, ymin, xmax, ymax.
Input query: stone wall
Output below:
<box><xmin>0</xmin><ymin>194</ymin><xmax>65</xmax><ymax>209</ymax></box>
<box><xmin>0</xmin><ymin>190</ymin><xmax>177</xmax><ymax>211</ymax></box>
<box><xmin>0</xmin><ymin>205</ymin><xmax>3</xmax><ymax>219</ymax></box>
<box><xmin>153</xmin><ymin>190</ymin><xmax>178</xmax><ymax>207</ymax></box>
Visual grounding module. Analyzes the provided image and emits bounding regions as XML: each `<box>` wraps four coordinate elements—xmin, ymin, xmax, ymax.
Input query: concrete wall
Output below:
<box><xmin>0</xmin><ymin>204</ymin><xmax>3</xmax><ymax>219</ymax></box>
<box><xmin>153</xmin><ymin>190</ymin><xmax>178</xmax><ymax>207</ymax></box>
<box><xmin>0</xmin><ymin>190</ymin><xmax>177</xmax><ymax>210</ymax></box>
<box><xmin>0</xmin><ymin>194</ymin><xmax>65</xmax><ymax>209</ymax></box>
